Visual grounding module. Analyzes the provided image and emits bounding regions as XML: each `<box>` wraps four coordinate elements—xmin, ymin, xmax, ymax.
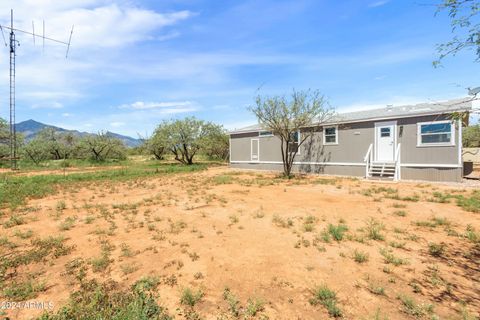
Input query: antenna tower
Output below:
<box><xmin>0</xmin><ymin>9</ymin><xmax>73</xmax><ymax>170</ymax></box>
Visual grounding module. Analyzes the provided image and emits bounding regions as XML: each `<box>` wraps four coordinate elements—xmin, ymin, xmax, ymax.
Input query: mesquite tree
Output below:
<box><xmin>78</xmin><ymin>132</ymin><xmax>127</xmax><ymax>161</ymax></box>
<box><xmin>435</xmin><ymin>0</ymin><xmax>480</xmax><ymax>65</ymax></box>
<box><xmin>249</xmin><ymin>90</ymin><xmax>333</xmax><ymax>178</ymax></box>
<box><xmin>152</xmin><ymin>117</ymin><xmax>226</xmax><ymax>165</ymax></box>
<box><xmin>0</xmin><ymin>118</ymin><xmax>9</xmax><ymax>159</ymax></box>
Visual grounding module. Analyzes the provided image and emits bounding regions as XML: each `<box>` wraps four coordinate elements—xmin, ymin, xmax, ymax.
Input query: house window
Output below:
<box><xmin>323</xmin><ymin>126</ymin><xmax>338</xmax><ymax>145</ymax></box>
<box><xmin>380</xmin><ymin>127</ymin><xmax>391</xmax><ymax>137</ymax></box>
<box><xmin>259</xmin><ymin>131</ymin><xmax>273</xmax><ymax>137</ymax></box>
<box><xmin>288</xmin><ymin>131</ymin><xmax>300</xmax><ymax>153</ymax></box>
<box><xmin>417</xmin><ymin>121</ymin><xmax>455</xmax><ymax>146</ymax></box>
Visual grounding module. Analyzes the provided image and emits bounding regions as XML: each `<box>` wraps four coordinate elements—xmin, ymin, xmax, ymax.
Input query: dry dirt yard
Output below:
<box><xmin>1</xmin><ymin>166</ymin><xmax>479</xmax><ymax>319</ymax></box>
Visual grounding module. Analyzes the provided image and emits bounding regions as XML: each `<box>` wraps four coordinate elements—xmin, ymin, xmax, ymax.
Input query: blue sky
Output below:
<box><xmin>0</xmin><ymin>0</ymin><xmax>478</xmax><ymax>137</ymax></box>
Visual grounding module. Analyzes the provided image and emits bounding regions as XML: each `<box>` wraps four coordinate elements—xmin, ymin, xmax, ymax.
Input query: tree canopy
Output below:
<box><xmin>249</xmin><ymin>89</ymin><xmax>333</xmax><ymax>178</ymax></box>
<box><xmin>149</xmin><ymin>117</ymin><xmax>228</xmax><ymax>164</ymax></box>
<box><xmin>21</xmin><ymin>128</ymin><xmax>127</xmax><ymax>164</ymax></box>
<box><xmin>435</xmin><ymin>0</ymin><xmax>480</xmax><ymax>65</ymax></box>
<box><xmin>0</xmin><ymin>118</ymin><xmax>9</xmax><ymax>159</ymax></box>
<box><xmin>463</xmin><ymin>124</ymin><xmax>480</xmax><ymax>147</ymax></box>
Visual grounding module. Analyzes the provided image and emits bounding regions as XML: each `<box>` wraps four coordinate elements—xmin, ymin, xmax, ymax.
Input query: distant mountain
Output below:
<box><xmin>15</xmin><ymin>119</ymin><xmax>142</xmax><ymax>148</ymax></box>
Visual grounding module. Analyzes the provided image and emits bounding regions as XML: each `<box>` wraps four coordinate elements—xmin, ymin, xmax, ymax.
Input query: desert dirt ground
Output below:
<box><xmin>1</xmin><ymin>166</ymin><xmax>479</xmax><ymax>319</ymax></box>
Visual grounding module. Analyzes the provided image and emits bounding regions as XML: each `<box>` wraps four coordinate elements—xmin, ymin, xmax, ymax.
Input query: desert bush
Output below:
<box><xmin>326</xmin><ymin>224</ymin><xmax>349</xmax><ymax>241</ymax></box>
<box><xmin>428</xmin><ymin>242</ymin><xmax>446</xmax><ymax>257</ymax></box>
<box><xmin>353</xmin><ymin>249</ymin><xmax>369</xmax><ymax>263</ymax></box>
<box><xmin>180</xmin><ymin>287</ymin><xmax>204</xmax><ymax>307</ymax></box>
<box><xmin>309</xmin><ymin>284</ymin><xmax>342</xmax><ymax>317</ymax></box>
<box><xmin>379</xmin><ymin>248</ymin><xmax>409</xmax><ymax>266</ymax></box>
<box><xmin>38</xmin><ymin>278</ymin><xmax>171</xmax><ymax>319</ymax></box>
<box><xmin>365</xmin><ymin>218</ymin><xmax>385</xmax><ymax>241</ymax></box>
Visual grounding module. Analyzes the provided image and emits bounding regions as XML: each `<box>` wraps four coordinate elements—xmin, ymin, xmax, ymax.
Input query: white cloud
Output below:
<box><xmin>0</xmin><ymin>1</ymin><xmax>193</xmax><ymax>49</ymax></box>
<box><xmin>156</xmin><ymin>31</ymin><xmax>181</xmax><ymax>41</ymax></box>
<box><xmin>23</xmin><ymin>91</ymin><xmax>82</xmax><ymax>99</ymax></box>
<box><xmin>110</xmin><ymin>121</ymin><xmax>125</xmax><ymax>127</ymax></box>
<box><xmin>119</xmin><ymin>101</ymin><xmax>195</xmax><ymax>110</ymax></box>
<box><xmin>31</xmin><ymin>101</ymin><xmax>64</xmax><ymax>109</ymax></box>
<box><xmin>369</xmin><ymin>1</ymin><xmax>390</xmax><ymax>8</ymax></box>
<box><xmin>117</xmin><ymin>101</ymin><xmax>199</xmax><ymax>115</ymax></box>
<box><xmin>61</xmin><ymin>112</ymin><xmax>72</xmax><ymax>117</ymax></box>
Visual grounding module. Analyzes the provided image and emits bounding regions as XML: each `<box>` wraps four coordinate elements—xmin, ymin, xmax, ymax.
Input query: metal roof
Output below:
<box><xmin>230</xmin><ymin>98</ymin><xmax>472</xmax><ymax>134</ymax></box>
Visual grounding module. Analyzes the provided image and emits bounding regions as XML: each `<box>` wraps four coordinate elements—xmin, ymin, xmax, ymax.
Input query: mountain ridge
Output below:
<box><xmin>15</xmin><ymin>119</ymin><xmax>142</xmax><ymax>148</ymax></box>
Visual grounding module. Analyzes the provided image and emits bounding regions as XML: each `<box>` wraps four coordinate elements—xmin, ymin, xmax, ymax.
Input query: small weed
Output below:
<box><xmin>309</xmin><ymin>284</ymin><xmax>342</xmax><ymax>317</ymax></box>
<box><xmin>393</xmin><ymin>210</ymin><xmax>407</xmax><ymax>217</ymax></box>
<box><xmin>14</xmin><ymin>229</ymin><xmax>34</xmax><ymax>239</ymax></box>
<box><xmin>353</xmin><ymin>249</ymin><xmax>369</xmax><ymax>263</ymax></box>
<box><xmin>456</xmin><ymin>190</ymin><xmax>480</xmax><ymax>213</ymax></box>
<box><xmin>2</xmin><ymin>279</ymin><xmax>46</xmax><ymax>300</ymax></box>
<box><xmin>120</xmin><ymin>262</ymin><xmax>140</xmax><ymax>275</ymax></box>
<box><xmin>428</xmin><ymin>242</ymin><xmax>446</xmax><ymax>257</ymax></box>
<box><xmin>120</xmin><ymin>243</ymin><xmax>135</xmax><ymax>257</ymax></box>
<box><xmin>223</xmin><ymin>287</ymin><xmax>240</xmax><ymax>317</ymax></box>
<box><xmin>365</xmin><ymin>218</ymin><xmax>385</xmax><ymax>241</ymax></box>
<box><xmin>380</xmin><ymin>248</ymin><xmax>409</xmax><ymax>266</ymax></box>
<box><xmin>272</xmin><ymin>214</ymin><xmax>293</xmax><ymax>228</ymax></box>
<box><xmin>3</xmin><ymin>214</ymin><xmax>26</xmax><ymax>228</ymax></box>
<box><xmin>245</xmin><ymin>297</ymin><xmax>265</xmax><ymax>317</ymax></box>
<box><xmin>59</xmin><ymin>216</ymin><xmax>77</xmax><ymax>231</ymax></box>
<box><xmin>389</xmin><ymin>241</ymin><xmax>406</xmax><ymax>249</ymax></box>
<box><xmin>397</xmin><ymin>294</ymin><xmax>435</xmax><ymax>317</ymax></box>
<box><xmin>229</xmin><ymin>214</ymin><xmax>239</xmax><ymax>224</ymax></box>
<box><xmin>327</xmin><ymin>224</ymin><xmax>348</xmax><ymax>241</ymax></box>
<box><xmin>56</xmin><ymin>200</ymin><xmax>67</xmax><ymax>211</ymax></box>
<box><xmin>180</xmin><ymin>287</ymin><xmax>204</xmax><ymax>307</ymax></box>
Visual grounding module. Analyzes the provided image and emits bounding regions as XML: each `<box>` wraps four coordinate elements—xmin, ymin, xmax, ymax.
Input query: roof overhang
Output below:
<box><xmin>229</xmin><ymin>104</ymin><xmax>472</xmax><ymax>135</ymax></box>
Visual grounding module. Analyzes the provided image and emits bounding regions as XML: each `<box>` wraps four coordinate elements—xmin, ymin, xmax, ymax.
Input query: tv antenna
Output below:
<box><xmin>0</xmin><ymin>9</ymin><xmax>74</xmax><ymax>170</ymax></box>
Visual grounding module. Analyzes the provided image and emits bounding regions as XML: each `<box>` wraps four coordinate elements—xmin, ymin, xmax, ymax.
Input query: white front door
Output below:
<box><xmin>375</xmin><ymin>121</ymin><xmax>396</xmax><ymax>162</ymax></box>
<box><xmin>251</xmin><ymin>139</ymin><xmax>259</xmax><ymax>162</ymax></box>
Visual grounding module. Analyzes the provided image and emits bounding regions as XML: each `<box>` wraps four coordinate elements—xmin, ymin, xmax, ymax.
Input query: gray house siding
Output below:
<box><xmin>397</xmin><ymin>115</ymin><xmax>459</xmax><ymax>165</ymax></box>
<box><xmin>230</xmin><ymin>114</ymin><xmax>463</xmax><ymax>182</ymax></box>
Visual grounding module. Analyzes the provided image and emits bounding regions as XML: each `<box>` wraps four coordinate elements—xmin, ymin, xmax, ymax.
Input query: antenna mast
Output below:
<box><xmin>1</xmin><ymin>9</ymin><xmax>73</xmax><ymax>170</ymax></box>
<box><xmin>9</xmin><ymin>9</ymin><xmax>17</xmax><ymax>170</ymax></box>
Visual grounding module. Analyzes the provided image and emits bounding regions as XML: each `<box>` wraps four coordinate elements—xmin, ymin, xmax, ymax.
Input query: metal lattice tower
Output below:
<box><xmin>0</xmin><ymin>9</ymin><xmax>73</xmax><ymax>170</ymax></box>
<box><xmin>9</xmin><ymin>10</ymin><xmax>18</xmax><ymax>170</ymax></box>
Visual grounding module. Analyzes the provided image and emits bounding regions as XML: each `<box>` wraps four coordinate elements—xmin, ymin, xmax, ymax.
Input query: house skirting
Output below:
<box><xmin>229</xmin><ymin>162</ymin><xmax>463</xmax><ymax>182</ymax></box>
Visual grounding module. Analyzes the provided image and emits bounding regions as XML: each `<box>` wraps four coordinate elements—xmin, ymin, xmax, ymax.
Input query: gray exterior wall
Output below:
<box><xmin>230</xmin><ymin>163</ymin><xmax>462</xmax><ymax>182</ymax></box>
<box><xmin>229</xmin><ymin>114</ymin><xmax>463</xmax><ymax>182</ymax></box>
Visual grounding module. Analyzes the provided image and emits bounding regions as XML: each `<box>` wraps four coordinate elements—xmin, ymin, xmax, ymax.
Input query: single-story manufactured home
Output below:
<box><xmin>229</xmin><ymin>99</ymin><xmax>473</xmax><ymax>182</ymax></box>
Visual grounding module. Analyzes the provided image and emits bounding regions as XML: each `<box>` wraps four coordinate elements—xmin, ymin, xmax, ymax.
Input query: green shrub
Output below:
<box><xmin>353</xmin><ymin>249</ymin><xmax>369</xmax><ymax>263</ymax></box>
<box><xmin>397</xmin><ymin>294</ymin><xmax>434</xmax><ymax>318</ymax></box>
<box><xmin>457</xmin><ymin>191</ymin><xmax>480</xmax><ymax>213</ymax></box>
<box><xmin>379</xmin><ymin>248</ymin><xmax>409</xmax><ymax>266</ymax></box>
<box><xmin>223</xmin><ymin>288</ymin><xmax>240</xmax><ymax>317</ymax></box>
<box><xmin>39</xmin><ymin>278</ymin><xmax>171</xmax><ymax>319</ymax></box>
<box><xmin>365</xmin><ymin>218</ymin><xmax>385</xmax><ymax>241</ymax></box>
<box><xmin>309</xmin><ymin>284</ymin><xmax>342</xmax><ymax>317</ymax></box>
<box><xmin>428</xmin><ymin>242</ymin><xmax>446</xmax><ymax>257</ymax></box>
<box><xmin>327</xmin><ymin>224</ymin><xmax>348</xmax><ymax>241</ymax></box>
<box><xmin>180</xmin><ymin>287</ymin><xmax>204</xmax><ymax>307</ymax></box>
<box><xmin>3</xmin><ymin>279</ymin><xmax>46</xmax><ymax>300</ymax></box>
<box><xmin>245</xmin><ymin>298</ymin><xmax>265</xmax><ymax>317</ymax></box>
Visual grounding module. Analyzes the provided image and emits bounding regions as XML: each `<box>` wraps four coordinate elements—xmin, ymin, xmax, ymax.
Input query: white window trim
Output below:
<box><xmin>323</xmin><ymin>125</ymin><xmax>338</xmax><ymax>145</ymax></box>
<box><xmin>250</xmin><ymin>138</ymin><xmax>260</xmax><ymax>162</ymax></box>
<box><xmin>417</xmin><ymin>120</ymin><xmax>455</xmax><ymax>147</ymax></box>
<box><xmin>288</xmin><ymin>130</ymin><xmax>301</xmax><ymax>155</ymax></box>
<box><xmin>258</xmin><ymin>131</ymin><xmax>273</xmax><ymax>137</ymax></box>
